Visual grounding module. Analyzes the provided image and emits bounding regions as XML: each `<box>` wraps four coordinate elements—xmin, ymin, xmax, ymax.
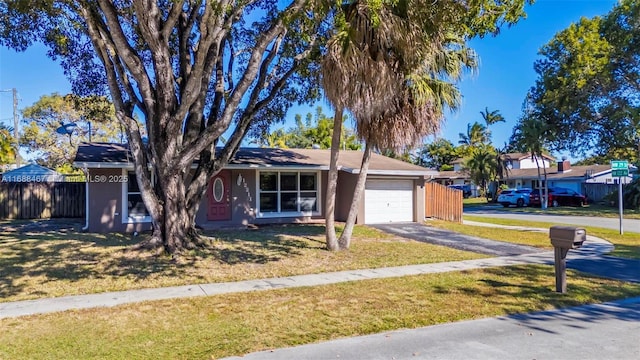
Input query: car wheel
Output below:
<box><xmin>516</xmin><ymin>198</ymin><xmax>524</xmax><ymax>208</ymax></box>
<box><xmin>552</xmin><ymin>199</ymin><xmax>559</xmax><ymax>207</ymax></box>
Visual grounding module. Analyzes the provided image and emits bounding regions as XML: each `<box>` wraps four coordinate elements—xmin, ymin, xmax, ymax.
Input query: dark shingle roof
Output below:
<box><xmin>74</xmin><ymin>142</ymin><xmax>436</xmax><ymax>175</ymax></box>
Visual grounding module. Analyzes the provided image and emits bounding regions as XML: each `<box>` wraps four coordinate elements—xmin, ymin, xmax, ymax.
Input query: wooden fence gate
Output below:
<box><xmin>425</xmin><ymin>182</ymin><xmax>463</xmax><ymax>223</ymax></box>
<box><xmin>0</xmin><ymin>182</ymin><xmax>85</xmax><ymax>219</ymax></box>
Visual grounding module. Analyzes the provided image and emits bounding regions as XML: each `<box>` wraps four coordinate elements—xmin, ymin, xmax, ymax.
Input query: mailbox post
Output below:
<box><xmin>549</xmin><ymin>226</ymin><xmax>586</xmax><ymax>293</ymax></box>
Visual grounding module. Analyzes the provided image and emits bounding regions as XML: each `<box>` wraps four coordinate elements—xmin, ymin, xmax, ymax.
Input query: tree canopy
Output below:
<box><xmin>1</xmin><ymin>0</ymin><xmax>531</xmax><ymax>254</ymax></box>
<box><xmin>529</xmin><ymin>0</ymin><xmax>639</xmax><ymax>162</ymax></box>
<box><xmin>415</xmin><ymin>138</ymin><xmax>459</xmax><ymax>170</ymax></box>
<box><xmin>20</xmin><ymin>93</ymin><xmax>122</xmax><ymax>168</ymax></box>
<box><xmin>1</xmin><ymin>0</ymin><xmax>327</xmax><ymax>253</ymax></box>
<box><xmin>0</xmin><ymin>124</ymin><xmax>17</xmax><ymax>165</ymax></box>
<box><xmin>252</xmin><ymin>107</ymin><xmax>360</xmax><ymax>150</ymax></box>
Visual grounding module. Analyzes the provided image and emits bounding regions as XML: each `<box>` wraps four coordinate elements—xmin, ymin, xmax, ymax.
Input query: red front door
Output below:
<box><xmin>207</xmin><ymin>170</ymin><xmax>231</xmax><ymax>221</ymax></box>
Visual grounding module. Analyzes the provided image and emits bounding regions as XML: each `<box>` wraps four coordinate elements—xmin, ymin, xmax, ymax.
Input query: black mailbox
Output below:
<box><xmin>549</xmin><ymin>225</ymin><xmax>586</xmax><ymax>249</ymax></box>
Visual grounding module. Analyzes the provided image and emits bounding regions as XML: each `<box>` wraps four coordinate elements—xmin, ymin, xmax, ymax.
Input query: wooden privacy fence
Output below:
<box><xmin>425</xmin><ymin>182</ymin><xmax>463</xmax><ymax>223</ymax></box>
<box><xmin>583</xmin><ymin>183</ymin><xmax>618</xmax><ymax>203</ymax></box>
<box><xmin>0</xmin><ymin>182</ymin><xmax>85</xmax><ymax>219</ymax></box>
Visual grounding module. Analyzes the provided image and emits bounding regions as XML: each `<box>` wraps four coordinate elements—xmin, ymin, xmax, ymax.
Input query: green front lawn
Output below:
<box><xmin>463</xmin><ymin>199</ymin><xmax>640</xmax><ymax>219</ymax></box>
<box><xmin>509</xmin><ymin>203</ymin><xmax>640</xmax><ymax>219</ymax></box>
<box><xmin>0</xmin><ymin>223</ymin><xmax>486</xmax><ymax>303</ymax></box>
<box><xmin>2</xmin><ymin>265</ymin><xmax>639</xmax><ymax>360</ymax></box>
<box><xmin>461</xmin><ymin>215</ymin><xmax>640</xmax><ymax>259</ymax></box>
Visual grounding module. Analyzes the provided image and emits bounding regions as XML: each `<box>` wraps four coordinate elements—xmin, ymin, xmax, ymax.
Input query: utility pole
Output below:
<box><xmin>12</xmin><ymin>88</ymin><xmax>20</xmax><ymax>166</ymax></box>
<box><xmin>1</xmin><ymin>88</ymin><xmax>20</xmax><ymax>166</ymax></box>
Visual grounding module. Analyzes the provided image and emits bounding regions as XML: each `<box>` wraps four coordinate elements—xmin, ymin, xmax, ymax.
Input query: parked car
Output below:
<box><xmin>497</xmin><ymin>188</ymin><xmax>532</xmax><ymax>208</ymax></box>
<box><xmin>529</xmin><ymin>187</ymin><xmax>588</xmax><ymax>207</ymax></box>
<box><xmin>448</xmin><ymin>184</ymin><xmax>472</xmax><ymax>198</ymax></box>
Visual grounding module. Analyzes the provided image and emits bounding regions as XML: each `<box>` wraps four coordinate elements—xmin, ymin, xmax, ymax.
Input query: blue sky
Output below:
<box><xmin>0</xmin><ymin>0</ymin><xmax>618</xmax><ymax>161</ymax></box>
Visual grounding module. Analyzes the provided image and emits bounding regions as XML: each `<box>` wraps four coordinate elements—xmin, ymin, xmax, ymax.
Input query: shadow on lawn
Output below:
<box><xmin>204</xmin><ymin>224</ymin><xmax>327</xmax><ymax>265</ymax></box>
<box><xmin>0</xmin><ymin>223</ymin><xmax>329</xmax><ymax>299</ymax></box>
<box><xmin>430</xmin><ymin>265</ymin><xmax>640</xmax><ymax>319</ymax></box>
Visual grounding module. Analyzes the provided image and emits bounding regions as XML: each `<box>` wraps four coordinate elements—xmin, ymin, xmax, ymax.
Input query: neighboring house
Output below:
<box><xmin>0</xmin><ymin>163</ymin><xmax>65</xmax><ymax>182</ymax></box>
<box><xmin>584</xmin><ymin>165</ymin><xmax>636</xmax><ymax>186</ymax></box>
<box><xmin>501</xmin><ymin>160</ymin><xmax>605</xmax><ymax>192</ymax></box>
<box><xmin>500</xmin><ymin>159</ymin><xmax>636</xmax><ymax>202</ymax></box>
<box><xmin>501</xmin><ymin>152</ymin><xmax>554</xmax><ymax>170</ymax></box>
<box><xmin>73</xmin><ymin>142</ymin><xmax>438</xmax><ymax>233</ymax></box>
<box><xmin>433</xmin><ymin>153</ymin><xmax>554</xmax><ymax>197</ymax></box>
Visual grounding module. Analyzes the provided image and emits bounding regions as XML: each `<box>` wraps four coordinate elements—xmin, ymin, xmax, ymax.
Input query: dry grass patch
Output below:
<box><xmin>463</xmin><ymin>215</ymin><xmax>640</xmax><ymax>259</ymax></box>
<box><xmin>2</xmin><ymin>265</ymin><xmax>639</xmax><ymax>360</ymax></box>
<box><xmin>428</xmin><ymin>219</ymin><xmax>552</xmax><ymax>249</ymax></box>
<box><xmin>0</xmin><ymin>223</ymin><xmax>486</xmax><ymax>302</ymax></box>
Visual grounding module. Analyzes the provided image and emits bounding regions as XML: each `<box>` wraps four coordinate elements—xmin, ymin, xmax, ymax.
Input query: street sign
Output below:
<box><xmin>611</xmin><ymin>160</ymin><xmax>628</xmax><ymax>235</ymax></box>
<box><xmin>611</xmin><ymin>160</ymin><xmax>628</xmax><ymax>169</ymax></box>
<box><xmin>611</xmin><ymin>160</ymin><xmax>629</xmax><ymax>178</ymax></box>
<box><xmin>612</xmin><ymin>169</ymin><xmax>629</xmax><ymax>177</ymax></box>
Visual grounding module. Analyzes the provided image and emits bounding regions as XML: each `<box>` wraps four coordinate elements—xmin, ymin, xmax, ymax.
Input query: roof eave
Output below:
<box><xmin>343</xmin><ymin>168</ymin><xmax>437</xmax><ymax>177</ymax></box>
<box><xmin>74</xmin><ymin>162</ymin><xmax>133</xmax><ymax>169</ymax></box>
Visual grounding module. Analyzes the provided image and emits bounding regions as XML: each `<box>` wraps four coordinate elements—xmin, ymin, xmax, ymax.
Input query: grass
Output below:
<box><xmin>2</xmin><ymin>264</ymin><xmax>639</xmax><ymax>359</ymax></box>
<box><xmin>464</xmin><ymin>198</ymin><xmax>640</xmax><ymax>219</ymax></box>
<box><xmin>463</xmin><ymin>197</ymin><xmax>490</xmax><ymax>206</ymax></box>
<box><xmin>462</xmin><ymin>215</ymin><xmax>640</xmax><ymax>259</ymax></box>
<box><xmin>0</xmin><ymin>223</ymin><xmax>487</xmax><ymax>303</ymax></box>
<box><xmin>428</xmin><ymin>219</ymin><xmax>552</xmax><ymax>249</ymax></box>
<box><xmin>505</xmin><ymin>203</ymin><xmax>640</xmax><ymax>219</ymax></box>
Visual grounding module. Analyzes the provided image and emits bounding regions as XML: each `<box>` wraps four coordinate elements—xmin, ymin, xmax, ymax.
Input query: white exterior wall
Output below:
<box><xmin>585</xmin><ymin>172</ymin><xmax>633</xmax><ymax>185</ymax></box>
<box><xmin>516</xmin><ymin>157</ymin><xmax>550</xmax><ymax>169</ymax></box>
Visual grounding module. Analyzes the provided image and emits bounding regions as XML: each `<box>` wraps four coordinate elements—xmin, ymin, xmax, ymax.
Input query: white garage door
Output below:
<box><xmin>364</xmin><ymin>179</ymin><xmax>414</xmax><ymax>224</ymax></box>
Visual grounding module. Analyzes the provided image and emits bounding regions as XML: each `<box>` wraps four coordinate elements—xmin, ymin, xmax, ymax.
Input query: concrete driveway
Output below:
<box><xmin>464</xmin><ymin>207</ymin><xmax>640</xmax><ymax>233</ymax></box>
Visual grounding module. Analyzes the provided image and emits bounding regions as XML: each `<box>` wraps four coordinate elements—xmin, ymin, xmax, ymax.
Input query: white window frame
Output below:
<box><xmin>122</xmin><ymin>169</ymin><xmax>154</xmax><ymax>224</ymax></box>
<box><xmin>256</xmin><ymin>170</ymin><xmax>321</xmax><ymax>218</ymax></box>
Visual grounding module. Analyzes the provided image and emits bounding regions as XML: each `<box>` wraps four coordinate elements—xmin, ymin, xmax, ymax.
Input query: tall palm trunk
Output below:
<box><xmin>325</xmin><ymin>108</ymin><xmax>343</xmax><ymax>251</ymax></box>
<box><xmin>338</xmin><ymin>141</ymin><xmax>372</xmax><ymax>249</ymax></box>
<box><xmin>533</xmin><ymin>155</ymin><xmax>547</xmax><ymax>209</ymax></box>
<box><xmin>542</xmin><ymin>164</ymin><xmax>549</xmax><ymax>209</ymax></box>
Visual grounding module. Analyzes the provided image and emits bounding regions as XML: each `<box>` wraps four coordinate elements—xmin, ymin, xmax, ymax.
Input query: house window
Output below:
<box><xmin>123</xmin><ymin>170</ymin><xmax>152</xmax><ymax>223</ymax></box>
<box><xmin>258</xmin><ymin>171</ymin><xmax>319</xmax><ymax>216</ymax></box>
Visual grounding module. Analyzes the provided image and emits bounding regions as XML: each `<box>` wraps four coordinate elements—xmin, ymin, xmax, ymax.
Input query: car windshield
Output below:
<box><xmin>501</xmin><ymin>190</ymin><xmax>513</xmax><ymax>195</ymax></box>
<box><xmin>516</xmin><ymin>189</ymin><xmax>531</xmax><ymax>194</ymax></box>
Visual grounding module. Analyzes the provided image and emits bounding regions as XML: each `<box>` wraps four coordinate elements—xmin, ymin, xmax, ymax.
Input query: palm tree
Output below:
<box><xmin>519</xmin><ymin>115</ymin><xmax>551</xmax><ymax>208</ymax></box>
<box><xmin>480</xmin><ymin>107</ymin><xmax>505</xmax><ymax>126</ymax></box>
<box><xmin>465</xmin><ymin>145</ymin><xmax>497</xmax><ymax>201</ymax></box>
<box><xmin>458</xmin><ymin>122</ymin><xmax>489</xmax><ymax>149</ymax></box>
<box><xmin>490</xmin><ymin>144</ymin><xmax>510</xmax><ymax>201</ymax></box>
<box><xmin>321</xmin><ymin>2</ymin><xmax>476</xmax><ymax>250</ymax></box>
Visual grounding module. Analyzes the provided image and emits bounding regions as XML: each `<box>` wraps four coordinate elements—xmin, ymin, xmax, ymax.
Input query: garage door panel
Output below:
<box><xmin>365</xmin><ymin>179</ymin><xmax>413</xmax><ymax>224</ymax></box>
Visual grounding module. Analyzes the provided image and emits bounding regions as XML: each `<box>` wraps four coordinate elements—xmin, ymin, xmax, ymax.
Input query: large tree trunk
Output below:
<box><xmin>325</xmin><ymin>108</ymin><xmax>343</xmax><ymax>251</ymax></box>
<box><xmin>338</xmin><ymin>141</ymin><xmax>372</xmax><ymax>250</ymax></box>
<box><xmin>145</xmin><ymin>167</ymin><xmax>211</xmax><ymax>254</ymax></box>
